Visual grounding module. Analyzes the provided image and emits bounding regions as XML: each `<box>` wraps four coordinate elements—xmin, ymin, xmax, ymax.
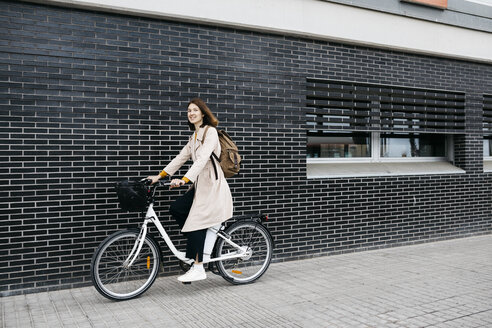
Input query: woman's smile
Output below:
<box><xmin>188</xmin><ymin>104</ymin><xmax>204</xmax><ymax>126</ymax></box>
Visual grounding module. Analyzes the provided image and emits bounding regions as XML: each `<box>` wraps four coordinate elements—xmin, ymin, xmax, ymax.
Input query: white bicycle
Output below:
<box><xmin>90</xmin><ymin>180</ymin><xmax>274</xmax><ymax>301</ymax></box>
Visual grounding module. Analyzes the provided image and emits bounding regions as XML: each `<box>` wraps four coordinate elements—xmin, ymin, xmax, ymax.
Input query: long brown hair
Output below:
<box><xmin>187</xmin><ymin>98</ymin><xmax>219</xmax><ymax>130</ymax></box>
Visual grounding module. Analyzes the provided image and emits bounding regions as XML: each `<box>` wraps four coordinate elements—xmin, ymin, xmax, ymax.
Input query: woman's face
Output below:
<box><xmin>187</xmin><ymin>103</ymin><xmax>204</xmax><ymax>126</ymax></box>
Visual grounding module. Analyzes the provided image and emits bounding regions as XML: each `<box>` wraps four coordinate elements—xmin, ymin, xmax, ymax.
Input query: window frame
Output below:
<box><xmin>306</xmin><ymin>132</ymin><xmax>454</xmax><ymax>164</ymax></box>
<box><xmin>483</xmin><ymin>136</ymin><xmax>492</xmax><ymax>173</ymax></box>
<box><xmin>483</xmin><ymin>137</ymin><xmax>492</xmax><ymax>160</ymax></box>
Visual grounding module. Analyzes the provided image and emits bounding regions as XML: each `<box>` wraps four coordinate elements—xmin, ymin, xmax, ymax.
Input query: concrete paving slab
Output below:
<box><xmin>2</xmin><ymin>234</ymin><xmax>492</xmax><ymax>327</ymax></box>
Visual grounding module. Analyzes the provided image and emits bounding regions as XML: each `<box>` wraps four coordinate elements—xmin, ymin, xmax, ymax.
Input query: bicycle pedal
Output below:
<box><xmin>208</xmin><ymin>262</ymin><xmax>220</xmax><ymax>276</ymax></box>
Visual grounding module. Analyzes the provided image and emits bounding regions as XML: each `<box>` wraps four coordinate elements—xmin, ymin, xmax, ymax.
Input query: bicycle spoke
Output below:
<box><xmin>91</xmin><ymin>231</ymin><xmax>160</xmax><ymax>300</ymax></box>
<box><xmin>215</xmin><ymin>222</ymin><xmax>272</xmax><ymax>284</ymax></box>
<box><xmin>102</xmin><ymin>268</ymin><xmax>125</xmax><ymax>285</ymax></box>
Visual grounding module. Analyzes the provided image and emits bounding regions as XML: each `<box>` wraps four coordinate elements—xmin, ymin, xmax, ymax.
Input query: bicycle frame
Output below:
<box><xmin>124</xmin><ymin>203</ymin><xmax>249</xmax><ymax>268</ymax></box>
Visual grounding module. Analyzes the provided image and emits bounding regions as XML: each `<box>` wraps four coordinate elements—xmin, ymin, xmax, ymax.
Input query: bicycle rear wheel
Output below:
<box><xmin>91</xmin><ymin>229</ymin><xmax>161</xmax><ymax>301</ymax></box>
<box><xmin>215</xmin><ymin>221</ymin><xmax>273</xmax><ymax>284</ymax></box>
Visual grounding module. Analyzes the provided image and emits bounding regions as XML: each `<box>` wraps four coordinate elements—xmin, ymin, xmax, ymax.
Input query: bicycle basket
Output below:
<box><xmin>115</xmin><ymin>179</ymin><xmax>149</xmax><ymax>212</ymax></box>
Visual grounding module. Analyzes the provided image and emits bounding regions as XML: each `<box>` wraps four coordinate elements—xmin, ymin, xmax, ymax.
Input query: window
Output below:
<box><xmin>307</xmin><ymin>132</ymin><xmax>370</xmax><ymax>158</ymax></box>
<box><xmin>484</xmin><ymin>137</ymin><xmax>492</xmax><ymax>157</ymax></box>
<box><xmin>306</xmin><ymin>79</ymin><xmax>465</xmax><ymax>177</ymax></box>
<box><xmin>380</xmin><ymin>133</ymin><xmax>446</xmax><ymax>158</ymax></box>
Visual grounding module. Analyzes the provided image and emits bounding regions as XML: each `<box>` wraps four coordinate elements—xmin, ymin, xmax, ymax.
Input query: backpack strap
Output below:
<box><xmin>200</xmin><ymin>125</ymin><xmax>219</xmax><ymax>180</ymax></box>
<box><xmin>202</xmin><ymin>125</ymin><xmax>210</xmax><ymax>143</ymax></box>
<box><xmin>210</xmin><ymin>154</ymin><xmax>218</xmax><ymax>180</ymax></box>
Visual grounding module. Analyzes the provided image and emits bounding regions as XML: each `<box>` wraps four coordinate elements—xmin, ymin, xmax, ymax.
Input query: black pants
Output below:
<box><xmin>169</xmin><ymin>187</ymin><xmax>207</xmax><ymax>262</ymax></box>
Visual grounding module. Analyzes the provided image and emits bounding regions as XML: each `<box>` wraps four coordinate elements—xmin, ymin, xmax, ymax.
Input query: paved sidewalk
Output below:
<box><xmin>2</xmin><ymin>234</ymin><xmax>492</xmax><ymax>328</ymax></box>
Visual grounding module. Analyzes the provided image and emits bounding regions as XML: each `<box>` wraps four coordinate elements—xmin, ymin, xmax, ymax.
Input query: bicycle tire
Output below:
<box><xmin>215</xmin><ymin>221</ymin><xmax>273</xmax><ymax>285</ymax></box>
<box><xmin>91</xmin><ymin>229</ymin><xmax>161</xmax><ymax>301</ymax></box>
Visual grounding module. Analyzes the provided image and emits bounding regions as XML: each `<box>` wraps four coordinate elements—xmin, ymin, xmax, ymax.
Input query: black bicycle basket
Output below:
<box><xmin>115</xmin><ymin>179</ymin><xmax>150</xmax><ymax>212</ymax></box>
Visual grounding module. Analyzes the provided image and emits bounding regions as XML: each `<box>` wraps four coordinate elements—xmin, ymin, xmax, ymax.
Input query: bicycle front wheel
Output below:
<box><xmin>215</xmin><ymin>221</ymin><xmax>273</xmax><ymax>285</ymax></box>
<box><xmin>91</xmin><ymin>229</ymin><xmax>161</xmax><ymax>301</ymax></box>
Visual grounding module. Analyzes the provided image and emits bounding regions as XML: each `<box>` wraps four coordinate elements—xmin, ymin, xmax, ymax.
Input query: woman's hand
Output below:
<box><xmin>170</xmin><ymin>178</ymin><xmax>186</xmax><ymax>189</ymax></box>
<box><xmin>146</xmin><ymin>175</ymin><xmax>161</xmax><ymax>185</ymax></box>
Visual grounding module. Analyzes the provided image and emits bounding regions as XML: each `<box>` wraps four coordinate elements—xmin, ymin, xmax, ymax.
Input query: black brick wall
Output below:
<box><xmin>1</xmin><ymin>1</ymin><xmax>491</xmax><ymax>296</ymax></box>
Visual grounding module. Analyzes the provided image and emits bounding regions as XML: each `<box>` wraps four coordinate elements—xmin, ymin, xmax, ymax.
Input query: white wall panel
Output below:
<box><xmin>27</xmin><ymin>0</ymin><xmax>492</xmax><ymax>63</ymax></box>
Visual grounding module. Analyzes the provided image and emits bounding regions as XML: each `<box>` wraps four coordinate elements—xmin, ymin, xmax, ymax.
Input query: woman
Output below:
<box><xmin>147</xmin><ymin>98</ymin><xmax>233</xmax><ymax>283</ymax></box>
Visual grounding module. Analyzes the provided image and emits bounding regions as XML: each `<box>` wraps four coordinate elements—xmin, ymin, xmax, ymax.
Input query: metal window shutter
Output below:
<box><xmin>307</xmin><ymin>79</ymin><xmax>465</xmax><ymax>134</ymax></box>
<box><xmin>483</xmin><ymin>95</ymin><xmax>492</xmax><ymax>133</ymax></box>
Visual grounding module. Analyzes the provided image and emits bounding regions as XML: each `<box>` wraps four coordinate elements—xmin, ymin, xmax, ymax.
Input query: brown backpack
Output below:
<box><xmin>203</xmin><ymin>126</ymin><xmax>241</xmax><ymax>179</ymax></box>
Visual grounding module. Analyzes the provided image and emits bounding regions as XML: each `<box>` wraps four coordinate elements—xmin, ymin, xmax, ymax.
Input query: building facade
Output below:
<box><xmin>1</xmin><ymin>0</ymin><xmax>491</xmax><ymax>296</ymax></box>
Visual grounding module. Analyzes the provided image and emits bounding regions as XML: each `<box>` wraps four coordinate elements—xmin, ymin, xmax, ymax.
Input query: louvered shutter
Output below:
<box><xmin>483</xmin><ymin>95</ymin><xmax>492</xmax><ymax>133</ymax></box>
<box><xmin>306</xmin><ymin>80</ymin><xmax>376</xmax><ymax>133</ymax></box>
<box><xmin>307</xmin><ymin>79</ymin><xmax>465</xmax><ymax>134</ymax></box>
<box><xmin>380</xmin><ymin>88</ymin><xmax>465</xmax><ymax>134</ymax></box>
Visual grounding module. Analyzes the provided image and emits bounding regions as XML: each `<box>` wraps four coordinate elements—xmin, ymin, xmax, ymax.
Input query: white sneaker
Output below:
<box><xmin>177</xmin><ymin>264</ymin><xmax>207</xmax><ymax>282</ymax></box>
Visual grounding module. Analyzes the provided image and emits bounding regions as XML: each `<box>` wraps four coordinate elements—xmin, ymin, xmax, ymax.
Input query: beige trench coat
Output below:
<box><xmin>163</xmin><ymin>126</ymin><xmax>233</xmax><ymax>232</ymax></box>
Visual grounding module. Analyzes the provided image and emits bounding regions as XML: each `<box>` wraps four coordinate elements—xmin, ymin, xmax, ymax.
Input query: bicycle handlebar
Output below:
<box><xmin>139</xmin><ymin>178</ymin><xmax>181</xmax><ymax>189</ymax></box>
